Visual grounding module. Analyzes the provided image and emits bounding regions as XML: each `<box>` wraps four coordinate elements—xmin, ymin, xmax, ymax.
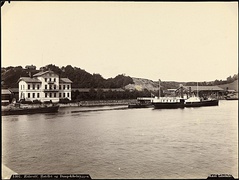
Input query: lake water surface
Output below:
<box><xmin>2</xmin><ymin>100</ymin><xmax>238</xmax><ymax>179</ymax></box>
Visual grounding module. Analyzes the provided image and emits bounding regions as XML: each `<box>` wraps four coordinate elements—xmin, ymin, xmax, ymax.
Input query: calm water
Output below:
<box><xmin>2</xmin><ymin>100</ymin><xmax>238</xmax><ymax>179</ymax></box>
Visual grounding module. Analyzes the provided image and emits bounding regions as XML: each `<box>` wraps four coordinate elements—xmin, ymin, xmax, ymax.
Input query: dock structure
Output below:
<box><xmin>137</xmin><ymin>97</ymin><xmax>154</xmax><ymax>102</ymax></box>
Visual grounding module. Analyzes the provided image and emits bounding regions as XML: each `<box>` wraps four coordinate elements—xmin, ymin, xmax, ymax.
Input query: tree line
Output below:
<box><xmin>71</xmin><ymin>88</ymin><xmax>155</xmax><ymax>102</ymax></box>
<box><xmin>1</xmin><ymin>64</ymin><xmax>134</xmax><ymax>88</ymax></box>
<box><xmin>185</xmin><ymin>74</ymin><xmax>238</xmax><ymax>86</ymax></box>
<box><xmin>1</xmin><ymin>64</ymin><xmax>238</xmax><ymax>92</ymax></box>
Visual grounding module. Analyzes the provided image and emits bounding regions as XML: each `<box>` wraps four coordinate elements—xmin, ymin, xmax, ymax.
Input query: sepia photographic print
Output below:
<box><xmin>1</xmin><ymin>1</ymin><xmax>238</xmax><ymax>179</ymax></box>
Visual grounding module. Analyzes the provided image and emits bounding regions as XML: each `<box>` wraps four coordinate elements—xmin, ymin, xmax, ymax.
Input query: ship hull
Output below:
<box><xmin>152</xmin><ymin>102</ymin><xmax>184</xmax><ymax>109</ymax></box>
<box><xmin>128</xmin><ymin>104</ymin><xmax>152</xmax><ymax>108</ymax></box>
<box><xmin>201</xmin><ymin>99</ymin><xmax>219</xmax><ymax>106</ymax></box>
<box><xmin>2</xmin><ymin>105</ymin><xmax>59</xmax><ymax>116</ymax></box>
<box><xmin>184</xmin><ymin>102</ymin><xmax>202</xmax><ymax>107</ymax></box>
<box><xmin>185</xmin><ymin>99</ymin><xmax>219</xmax><ymax>107</ymax></box>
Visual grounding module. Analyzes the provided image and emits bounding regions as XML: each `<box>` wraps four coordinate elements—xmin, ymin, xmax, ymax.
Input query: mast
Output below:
<box><xmin>158</xmin><ymin>79</ymin><xmax>161</xmax><ymax>98</ymax></box>
<box><xmin>197</xmin><ymin>82</ymin><xmax>199</xmax><ymax>97</ymax></box>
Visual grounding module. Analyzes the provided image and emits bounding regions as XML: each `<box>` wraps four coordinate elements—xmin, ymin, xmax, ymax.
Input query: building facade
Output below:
<box><xmin>1</xmin><ymin>89</ymin><xmax>12</xmax><ymax>106</ymax></box>
<box><xmin>18</xmin><ymin>71</ymin><xmax>72</xmax><ymax>103</ymax></box>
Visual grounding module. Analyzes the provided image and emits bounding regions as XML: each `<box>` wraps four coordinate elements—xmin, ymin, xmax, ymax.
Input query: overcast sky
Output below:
<box><xmin>2</xmin><ymin>2</ymin><xmax>238</xmax><ymax>82</ymax></box>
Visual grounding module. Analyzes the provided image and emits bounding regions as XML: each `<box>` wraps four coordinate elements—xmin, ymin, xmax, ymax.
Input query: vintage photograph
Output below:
<box><xmin>1</xmin><ymin>1</ymin><xmax>238</xmax><ymax>179</ymax></box>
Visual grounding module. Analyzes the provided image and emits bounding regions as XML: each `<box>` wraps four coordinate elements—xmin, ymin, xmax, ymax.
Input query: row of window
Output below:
<box><xmin>45</xmin><ymin>92</ymin><xmax>70</xmax><ymax>98</ymax></box>
<box><xmin>161</xmin><ymin>99</ymin><xmax>179</xmax><ymax>102</ymax></box>
<box><xmin>28</xmin><ymin>84</ymin><xmax>40</xmax><ymax>90</ymax></box>
<box><xmin>26</xmin><ymin>92</ymin><xmax>70</xmax><ymax>98</ymax></box>
<box><xmin>45</xmin><ymin>84</ymin><xmax>70</xmax><ymax>90</ymax></box>
<box><xmin>28</xmin><ymin>93</ymin><xmax>40</xmax><ymax>98</ymax></box>
<box><xmin>45</xmin><ymin>84</ymin><xmax>57</xmax><ymax>90</ymax></box>
<box><xmin>21</xmin><ymin>84</ymin><xmax>71</xmax><ymax>90</ymax></box>
<box><xmin>59</xmin><ymin>85</ymin><xmax>70</xmax><ymax>90</ymax></box>
<box><xmin>45</xmin><ymin>77</ymin><xmax>56</xmax><ymax>82</ymax></box>
<box><xmin>20</xmin><ymin>84</ymin><xmax>40</xmax><ymax>90</ymax></box>
<box><xmin>45</xmin><ymin>92</ymin><xmax>57</xmax><ymax>98</ymax></box>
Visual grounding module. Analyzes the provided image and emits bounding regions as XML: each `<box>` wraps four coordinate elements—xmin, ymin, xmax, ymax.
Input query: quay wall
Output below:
<box><xmin>59</xmin><ymin>99</ymin><xmax>136</xmax><ymax>107</ymax></box>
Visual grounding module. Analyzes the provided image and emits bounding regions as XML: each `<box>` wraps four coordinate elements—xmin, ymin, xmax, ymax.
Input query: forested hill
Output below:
<box><xmin>1</xmin><ymin>64</ymin><xmax>238</xmax><ymax>91</ymax></box>
<box><xmin>1</xmin><ymin>64</ymin><xmax>134</xmax><ymax>88</ymax></box>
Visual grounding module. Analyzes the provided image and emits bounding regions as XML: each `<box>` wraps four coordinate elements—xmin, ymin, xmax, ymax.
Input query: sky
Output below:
<box><xmin>1</xmin><ymin>2</ymin><xmax>238</xmax><ymax>82</ymax></box>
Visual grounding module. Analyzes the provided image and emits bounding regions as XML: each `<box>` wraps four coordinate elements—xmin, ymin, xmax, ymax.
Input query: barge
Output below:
<box><xmin>2</xmin><ymin>103</ymin><xmax>59</xmax><ymax>116</ymax></box>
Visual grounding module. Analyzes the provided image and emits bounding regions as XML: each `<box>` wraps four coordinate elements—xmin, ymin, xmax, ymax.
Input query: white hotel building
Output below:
<box><xmin>18</xmin><ymin>71</ymin><xmax>72</xmax><ymax>103</ymax></box>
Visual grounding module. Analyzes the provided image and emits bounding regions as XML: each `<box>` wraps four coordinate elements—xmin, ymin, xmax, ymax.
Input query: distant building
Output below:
<box><xmin>1</xmin><ymin>89</ymin><xmax>12</xmax><ymax>106</ymax></box>
<box><xmin>9</xmin><ymin>88</ymin><xmax>19</xmax><ymax>101</ymax></box>
<box><xmin>184</xmin><ymin>86</ymin><xmax>224</xmax><ymax>92</ymax></box>
<box><xmin>163</xmin><ymin>89</ymin><xmax>177</xmax><ymax>97</ymax></box>
<box><xmin>184</xmin><ymin>85</ymin><xmax>224</xmax><ymax>98</ymax></box>
<box><xmin>18</xmin><ymin>71</ymin><xmax>72</xmax><ymax>103</ymax></box>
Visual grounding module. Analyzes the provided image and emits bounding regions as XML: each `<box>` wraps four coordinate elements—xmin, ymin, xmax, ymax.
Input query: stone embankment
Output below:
<box><xmin>59</xmin><ymin>99</ymin><xmax>136</xmax><ymax>107</ymax></box>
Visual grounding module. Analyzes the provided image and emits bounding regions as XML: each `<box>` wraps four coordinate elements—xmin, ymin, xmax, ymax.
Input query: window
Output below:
<box><xmin>54</xmin><ymin>85</ymin><xmax>56</xmax><ymax>89</ymax></box>
<box><xmin>23</xmin><ymin>85</ymin><xmax>25</xmax><ymax>90</ymax></box>
<box><xmin>28</xmin><ymin>85</ymin><xmax>30</xmax><ymax>89</ymax></box>
<box><xmin>59</xmin><ymin>93</ymin><xmax>61</xmax><ymax>98</ymax></box>
<box><xmin>54</xmin><ymin>93</ymin><xmax>56</xmax><ymax>97</ymax></box>
<box><xmin>67</xmin><ymin>93</ymin><xmax>69</xmax><ymax>97</ymax></box>
<box><xmin>33</xmin><ymin>93</ymin><xmax>35</xmax><ymax>98</ymax></box>
<box><xmin>63</xmin><ymin>85</ymin><xmax>65</xmax><ymax>89</ymax></box>
<box><xmin>63</xmin><ymin>93</ymin><xmax>65</xmax><ymax>98</ymax></box>
<box><xmin>59</xmin><ymin>85</ymin><xmax>61</xmax><ymax>90</ymax></box>
<box><xmin>37</xmin><ymin>93</ymin><xmax>40</xmax><ymax>98</ymax></box>
<box><xmin>45</xmin><ymin>93</ymin><xmax>47</xmax><ymax>98</ymax></box>
<box><xmin>28</xmin><ymin>93</ymin><xmax>30</xmax><ymax>98</ymax></box>
<box><xmin>45</xmin><ymin>85</ymin><xmax>47</xmax><ymax>89</ymax></box>
<box><xmin>54</xmin><ymin>78</ymin><xmax>56</xmax><ymax>82</ymax></box>
<box><xmin>49</xmin><ymin>93</ymin><xmax>52</xmax><ymax>98</ymax></box>
<box><xmin>67</xmin><ymin>85</ymin><xmax>70</xmax><ymax>89</ymax></box>
<box><xmin>50</xmin><ymin>85</ymin><xmax>52</xmax><ymax>90</ymax></box>
<box><xmin>33</xmin><ymin>84</ymin><xmax>35</xmax><ymax>89</ymax></box>
<box><xmin>37</xmin><ymin>85</ymin><xmax>40</xmax><ymax>89</ymax></box>
<box><xmin>45</xmin><ymin>78</ymin><xmax>47</xmax><ymax>82</ymax></box>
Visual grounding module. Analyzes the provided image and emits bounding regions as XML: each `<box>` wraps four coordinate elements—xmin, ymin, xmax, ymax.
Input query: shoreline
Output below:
<box><xmin>59</xmin><ymin>99</ymin><xmax>136</xmax><ymax>107</ymax></box>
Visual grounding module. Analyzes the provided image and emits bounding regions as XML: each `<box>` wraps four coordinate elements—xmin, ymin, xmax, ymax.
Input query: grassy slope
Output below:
<box><xmin>125</xmin><ymin>77</ymin><xmax>238</xmax><ymax>92</ymax></box>
<box><xmin>217</xmin><ymin>80</ymin><xmax>238</xmax><ymax>91</ymax></box>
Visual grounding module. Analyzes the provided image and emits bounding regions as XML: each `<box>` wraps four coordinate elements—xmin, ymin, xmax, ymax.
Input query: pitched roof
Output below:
<box><xmin>33</xmin><ymin>70</ymin><xmax>56</xmax><ymax>77</ymax></box>
<box><xmin>60</xmin><ymin>78</ymin><xmax>72</xmax><ymax>83</ymax></box>
<box><xmin>9</xmin><ymin>88</ymin><xmax>19</xmax><ymax>93</ymax></box>
<box><xmin>184</xmin><ymin>86</ymin><xmax>224</xmax><ymax>91</ymax></box>
<box><xmin>18</xmin><ymin>77</ymin><xmax>41</xmax><ymax>83</ymax></box>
